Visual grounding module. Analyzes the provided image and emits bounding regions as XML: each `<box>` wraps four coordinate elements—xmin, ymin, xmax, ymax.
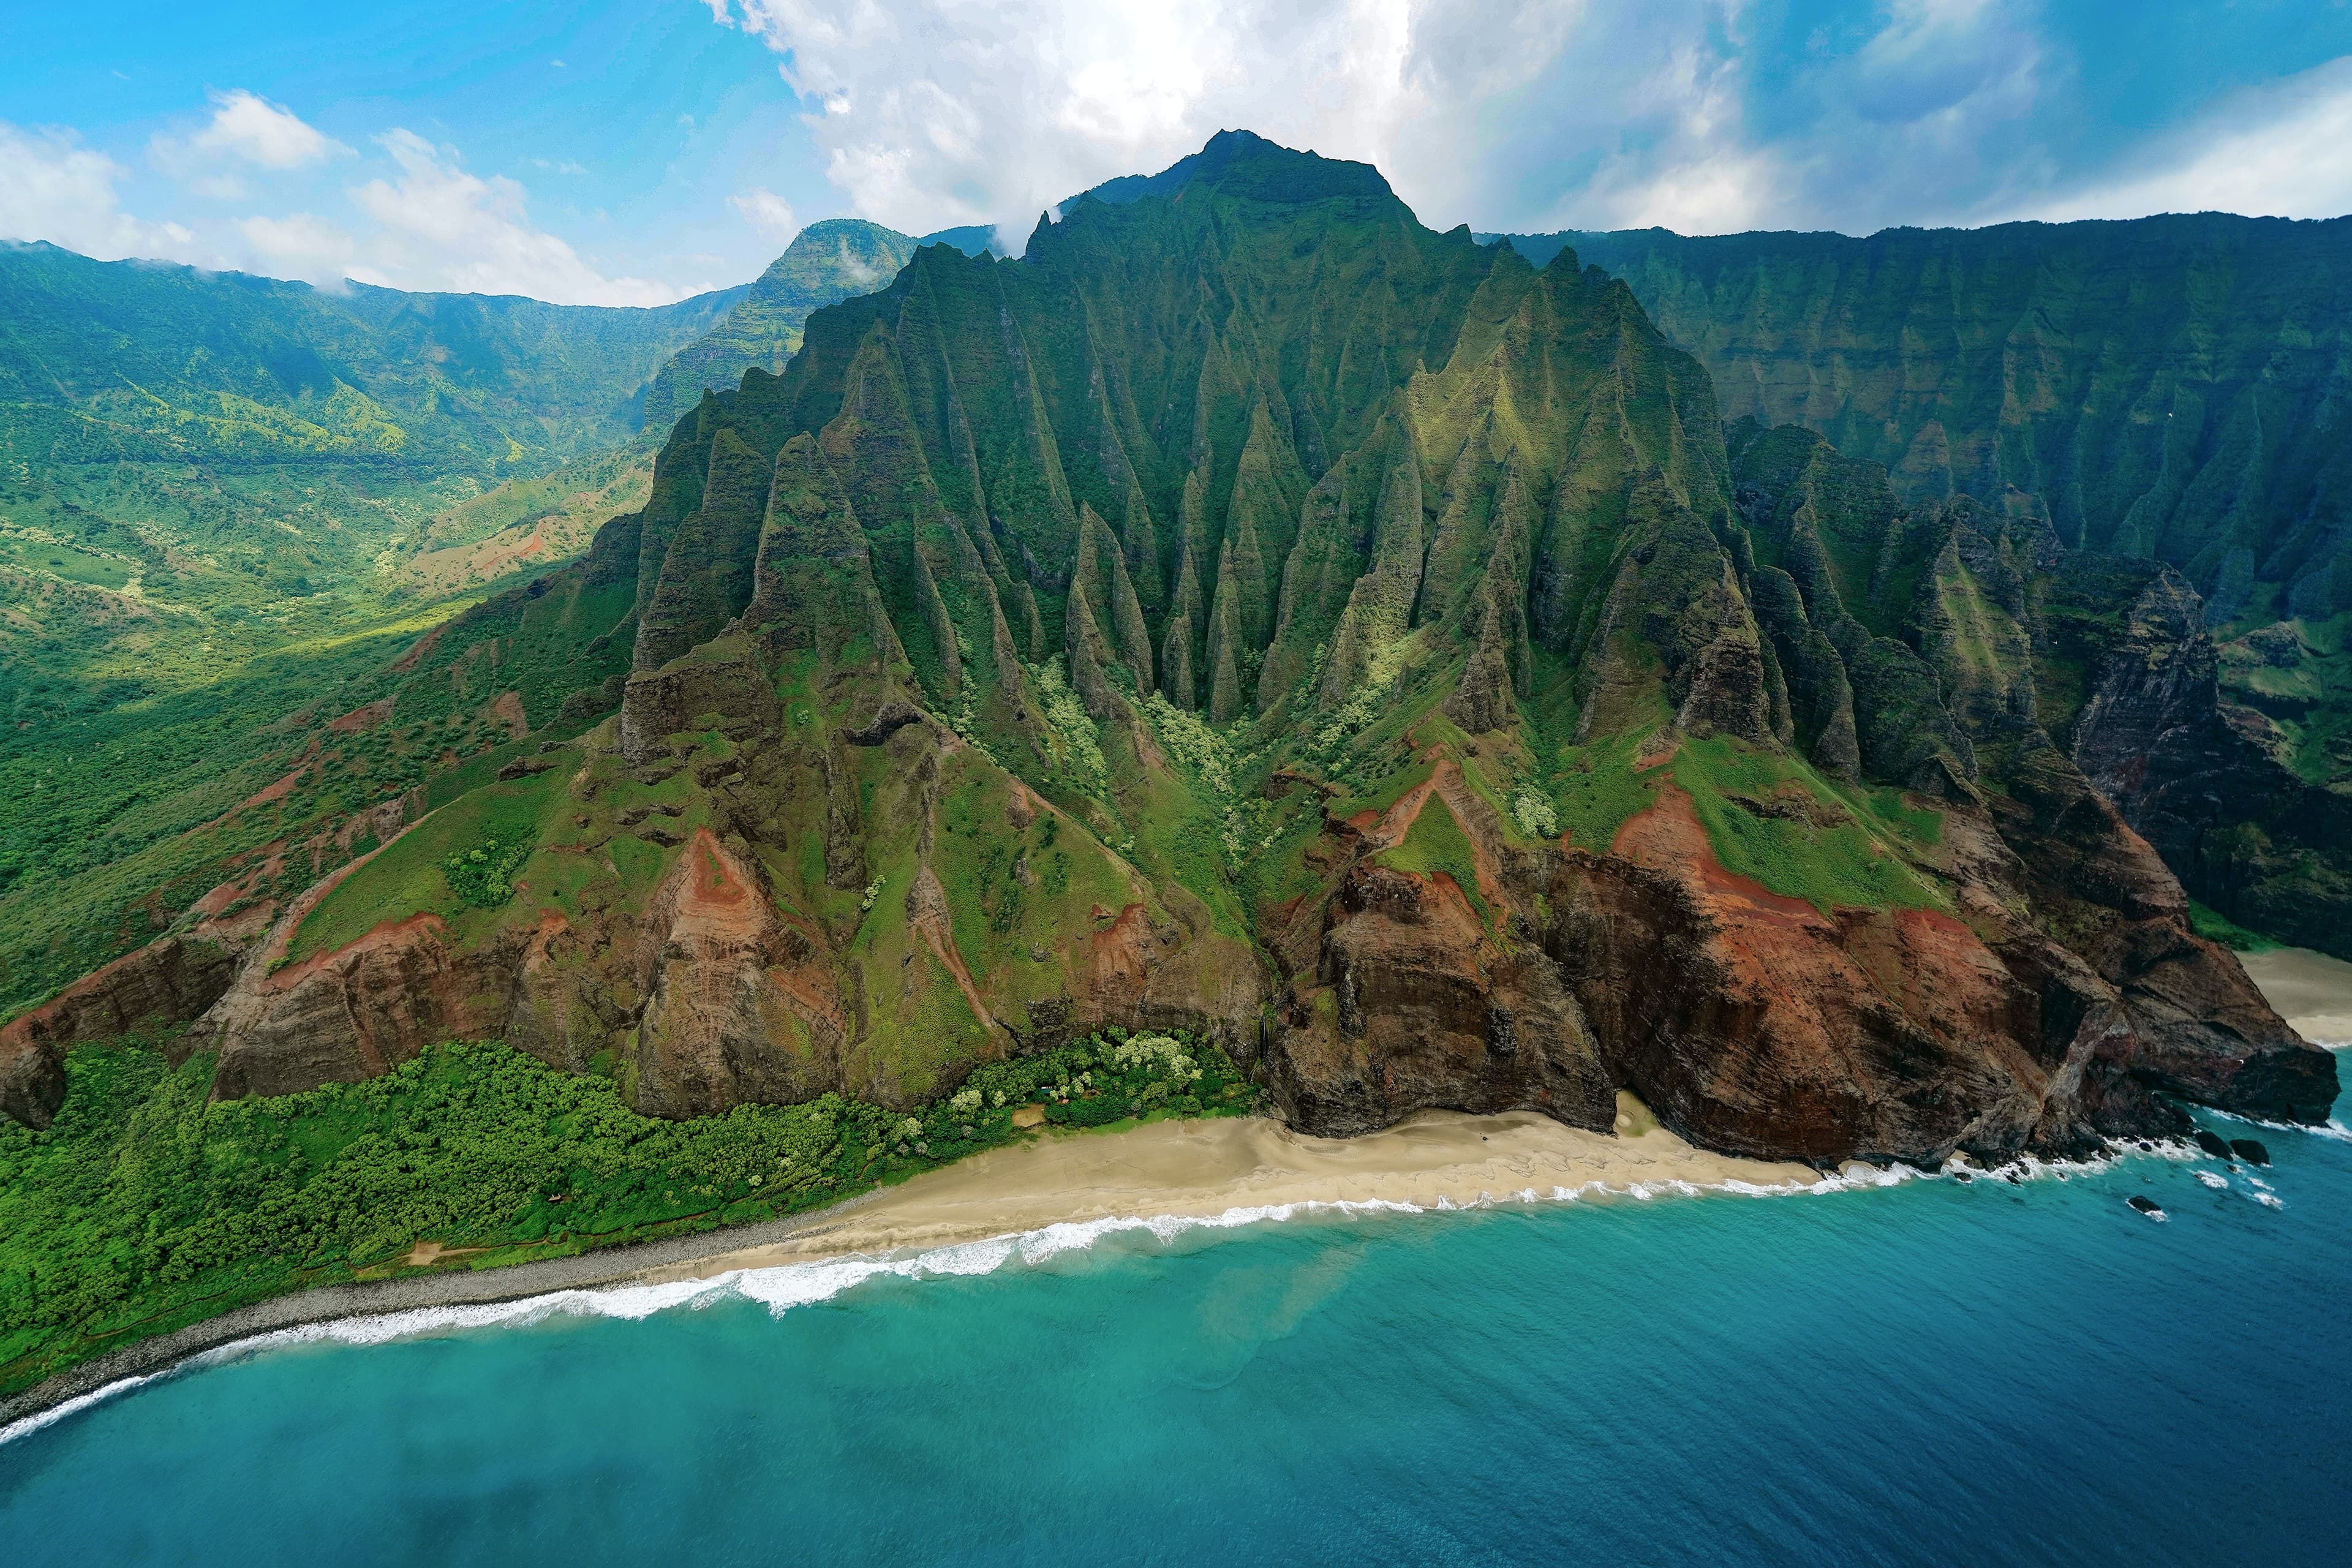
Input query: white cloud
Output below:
<box><xmin>152</xmin><ymin>89</ymin><xmax>350</xmax><ymax>199</ymax></box>
<box><xmin>0</xmin><ymin>122</ymin><xmax>201</xmax><ymax>262</ymax></box>
<box><xmin>347</xmin><ymin>129</ymin><xmax>686</xmax><ymax>304</ymax></box>
<box><xmin>2015</xmin><ymin>56</ymin><xmax>2352</xmax><ymax>224</ymax></box>
<box><xmin>192</xmin><ymin>89</ymin><xmax>347</xmax><ymax>170</ymax></box>
<box><xmin>6</xmin><ymin>100</ymin><xmax>699</xmax><ymax>304</ymax></box>
<box><xmin>729</xmin><ymin>186</ymin><xmax>799</xmax><ymax>244</ymax></box>
<box><xmin>704</xmin><ymin>0</ymin><xmax>2078</xmax><ymax>242</ymax></box>
<box><xmin>236</xmin><ymin>212</ymin><xmax>357</xmax><ymax>287</ymax></box>
<box><xmin>720</xmin><ymin>0</ymin><xmax>1555</xmax><ymax>244</ymax></box>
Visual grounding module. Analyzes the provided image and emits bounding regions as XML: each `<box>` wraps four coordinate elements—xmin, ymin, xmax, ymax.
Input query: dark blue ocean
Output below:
<box><xmin>4</xmin><ymin>1079</ymin><xmax>2345</xmax><ymax>1566</ymax></box>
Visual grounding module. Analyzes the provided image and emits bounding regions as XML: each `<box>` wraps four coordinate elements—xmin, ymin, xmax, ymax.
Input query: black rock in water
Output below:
<box><xmin>2128</xmin><ymin>1195</ymin><xmax>2165</xmax><ymax>1217</ymax></box>
<box><xmin>2193</xmin><ymin>1129</ymin><xmax>2233</xmax><ymax>1159</ymax></box>
<box><xmin>2229</xmin><ymin>1138</ymin><xmax>2271</xmax><ymax>1167</ymax></box>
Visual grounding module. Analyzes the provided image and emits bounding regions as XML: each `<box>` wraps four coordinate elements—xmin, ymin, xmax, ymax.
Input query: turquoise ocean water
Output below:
<box><xmin>4</xmin><ymin>1078</ymin><xmax>2346</xmax><ymax>1566</ymax></box>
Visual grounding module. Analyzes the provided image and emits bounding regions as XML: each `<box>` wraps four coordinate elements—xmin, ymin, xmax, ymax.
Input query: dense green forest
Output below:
<box><xmin>0</xmin><ymin>1029</ymin><xmax>1254</xmax><ymax>1396</ymax></box>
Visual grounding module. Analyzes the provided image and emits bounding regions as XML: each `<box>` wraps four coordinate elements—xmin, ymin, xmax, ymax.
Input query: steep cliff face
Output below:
<box><xmin>1489</xmin><ymin>219</ymin><xmax>2352</xmax><ymax>950</ymax></box>
<box><xmin>1508</xmin><ymin>217</ymin><xmax>2352</xmax><ymax>627</ymax></box>
<box><xmin>21</xmin><ymin>135</ymin><xmax>2334</xmax><ymax>1158</ymax></box>
<box><xmin>0</xmin><ymin>935</ymin><xmax>241</xmax><ymax>1127</ymax></box>
<box><xmin>2065</xmin><ymin>568</ymin><xmax>2352</xmax><ymax>952</ymax></box>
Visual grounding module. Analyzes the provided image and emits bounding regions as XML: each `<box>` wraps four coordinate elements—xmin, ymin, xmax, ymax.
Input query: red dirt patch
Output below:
<box><xmin>1611</xmin><ymin>785</ymin><xmax>1827</xmax><ymax>930</ymax></box>
<box><xmin>484</xmin><ymin>690</ymin><xmax>528</xmax><ymax>742</ymax></box>
<box><xmin>263</xmin><ymin>912</ymin><xmax>448</xmax><ymax>995</ymax></box>
<box><xmin>1428</xmin><ymin>762</ymin><xmax>1509</xmax><ymax>920</ymax></box>
<box><xmin>328</xmin><ymin>696</ymin><xmax>395</xmax><ymax>734</ymax></box>
<box><xmin>906</xmin><ymin>864</ymin><xmax>996</xmax><ymax>1035</ymax></box>
<box><xmin>388</xmin><ymin>622</ymin><xmax>447</xmax><ymax>674</ymax></box>
<box><xmin>201</xmin><ymin>756</ymin><xmax>311</xmax><ymax>831</ymax></box>
<box><xmin>1087</xmin><ymin>902</ymin><xmax>1152</xmax><ymax>995</ymax></box>
<box><xmin>1369</xmin><ymin>771</ymin><xmax>1441</xmax><ymax>849</ymax></box>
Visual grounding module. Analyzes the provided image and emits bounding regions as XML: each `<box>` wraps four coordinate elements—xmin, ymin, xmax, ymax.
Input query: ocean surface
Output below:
<box><xmin>4</xmin><ymin>1079</ymin><xmax>2346</xmax><ymax>1565</ymax></box>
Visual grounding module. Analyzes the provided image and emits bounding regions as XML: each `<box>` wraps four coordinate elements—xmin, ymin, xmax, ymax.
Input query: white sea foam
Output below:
<box><xmin>0</xmin><ymin>1373</ymin><xmax>163</xmax><ymax>1447</ymax></box>
<box><xmin>2196</xmin><ymin>1171</ymin><xmax>2230</xmax><ymax>1189</ymax></box>
<box><xmin>2199</xmin><ymin>1101</ymin><xmax>2352</xmax><ymax>1144</ymax></box>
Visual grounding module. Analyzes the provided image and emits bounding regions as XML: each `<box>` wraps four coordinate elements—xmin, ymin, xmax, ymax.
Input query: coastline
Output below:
<box><xmin>12</xmin><ymin>943</ymin><xmax>2346</xmax><ymax>1439</ymax></box>
<box><xmin>1</xmin><ymin>1098</ymin><xmax>1814</xmax><ymax>1433</ymax></box>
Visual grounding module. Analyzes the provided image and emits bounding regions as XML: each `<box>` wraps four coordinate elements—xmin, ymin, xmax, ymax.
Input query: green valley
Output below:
<box><xmin>0</xmin><ymin>222</ymin><xmax>925</xmax><ymax>1019</ymax></box>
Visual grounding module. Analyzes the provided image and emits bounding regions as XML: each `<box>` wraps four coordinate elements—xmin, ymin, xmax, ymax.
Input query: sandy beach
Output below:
<box><xmin>2243</xmin><ymin>946</ymin><xmax>2352</xmax><ymax>1046</ymax></box>
<box><xmin>643</xmin><ymin>1095</ymin><xmax>1821</xmax><ymax>1285</ymax></box>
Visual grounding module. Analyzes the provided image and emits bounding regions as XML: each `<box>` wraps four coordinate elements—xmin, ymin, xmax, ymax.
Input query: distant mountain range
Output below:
<box><xmin>1482</xmin><ymin>217</ymin><xmax>2352</xmax><ymax>943</ymax></box>
<box><xmin>0</xmin><ymin>242</ymin><xmax>741</xmax><ymax>474</ymax></box>
<box><xmin>641</xmin><ymin>221</ymin><xmax>923</xmax><ymax>432</ymax></box>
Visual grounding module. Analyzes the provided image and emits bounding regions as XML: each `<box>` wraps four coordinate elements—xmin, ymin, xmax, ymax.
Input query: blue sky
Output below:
<box><xmin>4</xmin><ymin>1</ymin><xmax>2350</xmax><ymax>304</ymax></box>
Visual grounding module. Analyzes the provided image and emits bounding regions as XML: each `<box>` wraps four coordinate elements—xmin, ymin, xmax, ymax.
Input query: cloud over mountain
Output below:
<box><xmin>710</xmin><ymin>1</ymin><xmax>2352</xmax><ymax>244</ymax></box>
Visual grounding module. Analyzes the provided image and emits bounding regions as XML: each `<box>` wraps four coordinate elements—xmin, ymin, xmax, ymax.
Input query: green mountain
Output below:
<box><xmin>641</xmin><ymin>219</ymin><xmax>920</xmax><ymax>432</ymax></box>
<box><xmin>1483</xmin><ymin>218</ymin><xmax>2352</xmax><ymax>948</ymax></box>
<box><xmin>1</xmin><ymin>131</ymin><xmax>2335</xmax><ymax>1402</ymax></box>
<box><xmin>16</xmin><ymin>130</ymin><xmax>2321</xmax><ymax>1145</ymax></box>
<box><xmin>0</xmin><ymin>248</ymin><xmax>750</xmax><ymax>1023</ymax></box>
<box><xmin>0</xmin><ymin>217</ymin><xmax>940</xmax><ymax>1036</ymax></box>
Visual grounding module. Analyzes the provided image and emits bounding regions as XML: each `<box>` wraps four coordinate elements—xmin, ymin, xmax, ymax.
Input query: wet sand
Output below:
<box><xmin>2242</xmin><ymin>946</ymin><xmax>2352</xmax><ymax>1046</ymax></box>
<box><xmin>645</xmin><ymin>1096</ymin><xmax>1820</xmax><ymax>1285</ymax></box>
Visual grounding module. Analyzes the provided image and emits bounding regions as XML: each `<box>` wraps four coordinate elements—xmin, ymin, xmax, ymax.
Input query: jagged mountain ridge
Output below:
<box><xmin>6</xmin><ymin>134</ymin><xmax>2333</xmax><ymax>1160</ymax></box>
<box><xmin>1488</xmin><ymin>218</ymin><xmax>2352</xmax><ymax>954</ymax></box>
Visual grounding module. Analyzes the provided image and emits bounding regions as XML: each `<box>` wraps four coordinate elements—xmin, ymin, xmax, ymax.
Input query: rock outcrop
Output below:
<box><xmin>0</xmin><ymin>936</ymin><xmax>241</xmax><ymax>1128</ymax></box>
<box><xmin>2067</xmin><ymin>566</ymin><xmax>2352</xmax><ymax>954</ymax></box>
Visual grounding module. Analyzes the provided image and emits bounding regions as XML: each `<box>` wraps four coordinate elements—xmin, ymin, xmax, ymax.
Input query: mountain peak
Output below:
<box><xmin>1070</xmin><ymin>129</ymin><xmax>1395</xmax><ymax>214</ymax></box>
